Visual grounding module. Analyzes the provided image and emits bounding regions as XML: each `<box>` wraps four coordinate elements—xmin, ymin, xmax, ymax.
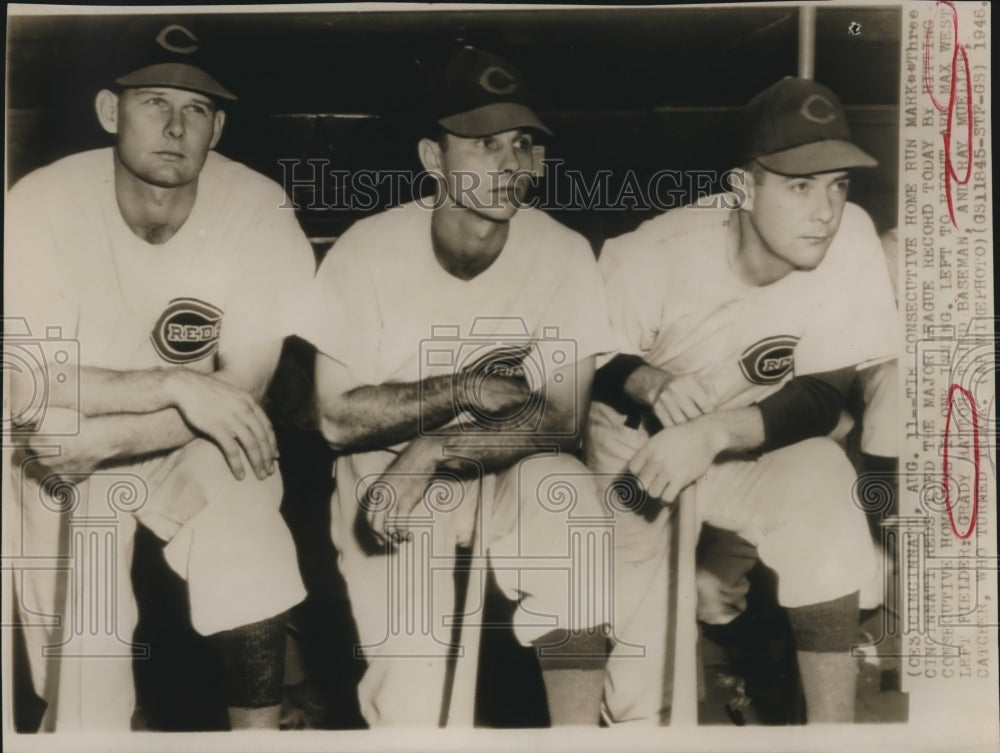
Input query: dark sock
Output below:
<box><xmin>209</xmin><ymin>611</ymin><xmax>288</xmax><ymax>709</ymax></box>
<box><xmin>787</xmin><ymin>591</ymin><xmax>859</xmax><ymax>653</ymax></box>
<box><xmin>534</xmin><ymin>628</ymin><xmax>609</xmax><ymax>726</ymax></box>
<box><xmin>534</xmin><ymin>627</ymin><xmax>610</xmax><ymax>670</ymax></box>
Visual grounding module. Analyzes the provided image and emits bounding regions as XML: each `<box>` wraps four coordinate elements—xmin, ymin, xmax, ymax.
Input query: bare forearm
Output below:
<box><xmin>90</xmin><ymin>408</ymin><xmax>197</xmax><ymax>462</ymax></box>
<box><xmin>696</xmin><ymin>406</ymin><xmax>766</xmax><ymax>456</ymax></box>
<box><xmin>44</xmin><ymin>364</ymin><xmax>271</xmax><ymax>416</ymax></box>
<box><xmin>319</xmin><ymin>373</ymin><xmax>462</xmax><ymax>453</ymax></box>
<box><xmin>51</xmin><ymin>366</ymin><xmax>272</xmax><ymax>464</ymax></box>
<box><xmin>428</xmin><ymin>405</ymin><xmax>581</xmax><ymax>476</ymax></box>
<box><xmin>623</xmin><ymin>363</ymin><xmax>669</xmax><ymax>408</ymax></box>
<box><xmin>51</xmin><ymin>366</ymin><xmax>175</xmax><ymax>416</ymax></box>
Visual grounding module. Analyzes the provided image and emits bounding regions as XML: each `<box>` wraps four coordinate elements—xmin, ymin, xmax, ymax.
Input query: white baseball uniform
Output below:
<box><xmin>587</xmin><ymin>197</ymin><xmax>899</xmax><ymax>723</ymax></box>
<box><xmin>858</xmin><ymin>227</ymin><xmax>901</xmax><ymax>459</ymax></box>
<box><xmin>4</xmin><ymin>148</ymin><xmax>313</xmax><ymax>730</ymax></box>
<box><xmin>298</xmin><ymin>200</ymin><xmax>619</xmax><ymax>726</ymax></box>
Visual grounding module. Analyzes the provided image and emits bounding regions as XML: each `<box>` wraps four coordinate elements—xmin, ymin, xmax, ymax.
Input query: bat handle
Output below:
<box><xmin>671</xmin><ymin>485</ymin><xmax>700</xmax><ymax>725</ymax></box>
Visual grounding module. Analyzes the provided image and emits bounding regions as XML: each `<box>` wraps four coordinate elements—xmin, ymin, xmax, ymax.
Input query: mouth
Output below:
<box><xmin>155</xmin><ymin>151</ymin><xmax>185</xmax><ymax>161</ymax></box>
<box><xmin>492</xmin><ymin>184</ymin><xmax>527</xmax><ymax>199</ymax></box>
<box><xmin>802</xmin><ymin>235</ymin><xmax>832</xmax><ymax>243</ymax></box>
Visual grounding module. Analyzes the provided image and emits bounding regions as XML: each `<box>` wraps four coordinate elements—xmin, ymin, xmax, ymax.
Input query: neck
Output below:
<box><xmin>113</xmin><ymin>153</ymin><xmax>198</xmax><ymax>245</ymax></box>
<box><xmin>732</xmin><ymin>210</ymin><xmax>794</xmax><ymax>286</ymax></box>
<box><xmin>430</xmin><ymin>201</ymin><xmax>510</xmax><ymax>280</ymax></box>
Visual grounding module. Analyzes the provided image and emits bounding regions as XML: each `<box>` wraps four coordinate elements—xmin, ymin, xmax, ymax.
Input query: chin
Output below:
<box><xmin>473</xmin><ymin>204</ymin><xmax>520</xmax><ymax>223</ymax></box>
<box><xmin>143</xmin><ymin>169</ymin><xmax>195</xmax><ymax>189</ymax></box>
<box><xmin>792</xmin><ymin>244</ymin><xmax>832</xmax><ymax>270</ymax></box>
<box><xmin>794</xmin><ymin>258</ymin><xmax>825</xmax><ymax>272</ymax></box>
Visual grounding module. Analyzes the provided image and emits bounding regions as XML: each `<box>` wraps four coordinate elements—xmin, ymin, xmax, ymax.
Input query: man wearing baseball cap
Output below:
<box><xmin>587</xmin><ymin>77</ymin><xmax>898</xmax><ymax>723</ymax></box>
<box><xmin>299</xmin><ymin>46</ymin><xmax>618</xmax><ymax>726</ymax></box>
<box><xmin>6</xmin><ymin>21</ymin><xmax>312</xmax><ymax>730</ymax></box>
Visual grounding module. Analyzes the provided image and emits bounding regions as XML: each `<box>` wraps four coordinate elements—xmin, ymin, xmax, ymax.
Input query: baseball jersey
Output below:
<box><xmin>4</xmin><ymin>147</ymin><xmax>315</xmax><ymax>727</ymax></box>
<box><xmin>587</xmin><ymin>196</ymin><xmax>899</xmax><ymax>471</ymax></box>
<box><xmin>297</xmin><ymin>200</ymin><xmax>617</xmax><ymax>529</ymax></box>
<box><xmin>5</xmin><ymin>147</ymin><xmax>315</xmax><ymax>375</ymax></box>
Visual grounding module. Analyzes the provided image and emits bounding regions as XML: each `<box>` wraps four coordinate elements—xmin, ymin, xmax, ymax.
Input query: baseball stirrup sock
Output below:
<box><xmin>786</xmin><ymin>590</ymin><xmax>859</xmax><ymax>653</ymax></box>
<box><xmin>535</xmin><ymin>628</ymin><xmax>610</xmax><ymax>670</ymax></box>
<box><xmin>210</xmin><ymin>611</ymin><xmax>288</xmax><ymax>708</ymax></box>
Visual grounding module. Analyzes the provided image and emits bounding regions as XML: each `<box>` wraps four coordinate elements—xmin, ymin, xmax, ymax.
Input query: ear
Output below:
<box><xmin>417</xmin><ymin>137</ymin><xmax>443</xmax><ymax>174</ymax></box>
<box><xmin>209</xmin><ymin>109</ymin><xmax>226</xmax><ymax>150</ymax></box>
<box><xmin>530</xmin><ymin>144</ymin><xmax>546</xmax><ymax>178</ymax></box>
<box><xmin>733</xmin><ymin>167</ymin><xmax>756</xmax><ymax>212</ymax></box>
<box><xmin>95</xmin><ymin>89</ymin><xmax>120</xmax><ymax>134</ymax></box>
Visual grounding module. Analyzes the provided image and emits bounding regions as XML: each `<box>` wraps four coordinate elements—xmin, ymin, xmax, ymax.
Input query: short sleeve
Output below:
<box><xmin>3</xmin><ymin>174</ymin><xmax>79</xmax><ymax>341</ymax></box>
<box><xmin>219</xmin><ymin>194</ymin><xmax>316</xmax><ymax>355</ymax></box>
<box><xmin>597</xmin><ymin>234</ymin><xmax>664</xmax><ymax>362</ymax></box>
<box><xmin>795</xmin><ymin>204</ymin><xmax>900</xmax><ymax>374</ymax></box>
<box><xmin>532</xmin><ymin>234</ymin><xmax>619</xmax><ymax>377</ymax></box>
<box><xmin>293</xmin><ymin>225</ymin><xmax>382</xmax><ymax>386</ymax></box>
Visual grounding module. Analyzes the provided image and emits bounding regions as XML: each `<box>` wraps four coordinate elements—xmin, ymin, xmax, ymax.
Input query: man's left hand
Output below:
<box><xmin>362</xmin><ymin>436</ymin><xmax>442</xmax><ymax>545</ymax></box>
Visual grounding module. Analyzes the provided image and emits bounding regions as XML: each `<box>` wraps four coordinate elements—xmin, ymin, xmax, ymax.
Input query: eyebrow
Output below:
<box><xmin>133</xmin><ymin>89</ymin><xmax>215</xmax><ymax>109</ymax></box>
<box><xmin>786</xmin><ymin>171</ymin><xmax>850</xmax><ymax>182</ymax></box>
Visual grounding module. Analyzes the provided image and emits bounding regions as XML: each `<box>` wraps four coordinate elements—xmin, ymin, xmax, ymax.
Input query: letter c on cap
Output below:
<box><xmin>800</xmin><ymin>94</ymin><xmax>836</xmax><ymax>124</ymax></box>
<box><xmin>156</xmin><ymin>24</ymin><xmax>199</xmax><ymax>55</ymax></box>
<box><xmin>479</xmin><ymin>66</ymin><xmax>518</xmax><ymax>95</ymax></box>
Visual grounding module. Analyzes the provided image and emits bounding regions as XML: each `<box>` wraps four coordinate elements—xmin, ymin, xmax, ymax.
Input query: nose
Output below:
<box><xmin>497</xmin><ymin>141</ymin><xmax>524</xmax><ymax>174</ymax></box>
<box><xmin>812</xmin><ymin>187</ymin><xmax>835</xmax><ymax>224</ymax></box>
<box><xmin>163</xmin><ymin>106</ymin><xmax>185</xmax><ymax>139</ymax></box>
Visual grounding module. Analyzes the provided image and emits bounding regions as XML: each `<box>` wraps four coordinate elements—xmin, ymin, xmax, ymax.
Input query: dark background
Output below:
<box><xmin>7</xmin><ymin>5</ymin><xmax>901</xmax><ymax>252</ymax></box>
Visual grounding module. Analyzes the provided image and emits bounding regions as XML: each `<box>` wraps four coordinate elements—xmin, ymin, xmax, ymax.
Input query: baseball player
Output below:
<box><xmin>855</xmin><ymin>227</ymin><xmax>900</xmax><ymax>609</ymax></box>
<box><xmin>297</xmin><ymin>47</ymin><xmax>618</xmax><ymax>726</ymax></box>
<box><xmin>5</xmin><ymin>23</ymin><xmax>312</xmax><ymax>730</ymax></box>
<box><xmin>586</xmin><ymin>77</ymin><xmax>899</xmax><ymax>724</ymax></box>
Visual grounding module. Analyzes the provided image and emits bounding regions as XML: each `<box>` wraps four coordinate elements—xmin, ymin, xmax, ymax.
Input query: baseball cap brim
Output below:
<box><xmin>756</xmin><ymin>139</ymin><xmax>877</xmax><ymax>175</ymax></box>
<box><xmin>439</xmin><ymin>102</ymin><xmax>552</xmax><ymax>137</ymax></box>
<box><xmin>116</xmin><ymin>63</ymin><xmax>237</xmax><ymax>101</ymax></box>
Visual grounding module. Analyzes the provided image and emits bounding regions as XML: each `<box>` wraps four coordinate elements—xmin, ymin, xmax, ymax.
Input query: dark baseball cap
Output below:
<box><xmin>114</xmin><ymin>21</ymin><xmax>237</xmax><ymax>101</ymax></box>
<box><xmin>431</xmin><ymin>47</ymin><xmax>551</xmax><ymax>138</ymax></box>
<box><xmin>741</xmin><ymin>77</ymin><xmax>876</xmax><ymax>175</ymax></box>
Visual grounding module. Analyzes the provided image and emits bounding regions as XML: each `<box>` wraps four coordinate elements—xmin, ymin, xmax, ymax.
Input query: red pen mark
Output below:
<box><xmin>941</xmin><ymin>383</ymin><xmax>980</xmax><ymax>540</ymax></box>
<box><xmin>923</xmin><ymin>0</ymin><xmax>973</xmax><ymax>228</ymax></box>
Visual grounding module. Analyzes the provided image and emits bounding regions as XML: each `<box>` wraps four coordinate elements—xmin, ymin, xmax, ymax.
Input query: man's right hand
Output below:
<box><xmin>648</xmin><ymin>372</ymin><xmax>718</xmax><ymax>428</ymax></box>
<box><xmin>164</xmin><ymin>369</ymin><xmax>278</xmax><ymax>480</ymax></box>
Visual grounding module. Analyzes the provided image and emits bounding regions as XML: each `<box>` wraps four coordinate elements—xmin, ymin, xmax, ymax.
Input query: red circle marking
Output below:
<box><xmin>942</xmin><ymin>383</ymin><xmax>980</xmax><ymax>540</ymax></box>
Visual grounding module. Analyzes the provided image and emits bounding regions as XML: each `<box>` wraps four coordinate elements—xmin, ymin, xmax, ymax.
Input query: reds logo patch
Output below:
<box><xmin>479</xmin><ymin>65</ymin><xmax>519</xmax><ymax>95</ymax></box>
<box><xmin>799</xmin><ymin>94</ymin><xmax>837</xmax><ymax>124</ymax></box>
<box><xmin>464</xmin><ymin>344</ymin><xmax>529</xmax><ymax>381</ymax></box>
<box><xmin>151</xmin><ymin>298</ymin><xmax>223</xmax><ymax>364</ymax></box>
<box><xmin>738</xmin><ymin>335</ymin><xmax>800</xmax><ymax>385</ymax></box>
<box><xmin>156</xmin><ymin>24</ymin><xmax>199</xmax><ymax>55</ymax></box>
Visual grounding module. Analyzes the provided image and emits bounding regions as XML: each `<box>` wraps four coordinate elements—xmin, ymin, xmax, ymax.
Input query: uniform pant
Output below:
<box><xmin>11</xmin><ymin>438</ymin><xmax>306</xmax><ymax>731</ymax></box>
<box><xmin>332</xmin><ymin>452</ymin><xmax>616</xmax><ymax>726</ymax></box>
<box><xmin>596</xmin><ymin>438</ymin><xmax>877</xmax><ymax>724</ymax></box>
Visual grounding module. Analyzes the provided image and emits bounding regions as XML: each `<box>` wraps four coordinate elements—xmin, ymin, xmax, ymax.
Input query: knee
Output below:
<box><xmin>177</xmin><ymin>439</ymin><xmax>284</xmax><ymax>509</ymax></box>
<box><xmin>175</xmin><ymin>438</ymin><xmax>231</xmax><ymax>477</ymax></box>
<box><xmin>768</xmin><ymin>438</ymin><xmax>856</xmax><ymax>495</ymax></box>
<box><xmin>513</xmin><ymin>452</ymin><xmax>608</xmax><ymax>520</ymax></box>
<box><xmin>782</xmin><ymin>436</ymin><xmax>850</xmax><ymax>466</ymax></box>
